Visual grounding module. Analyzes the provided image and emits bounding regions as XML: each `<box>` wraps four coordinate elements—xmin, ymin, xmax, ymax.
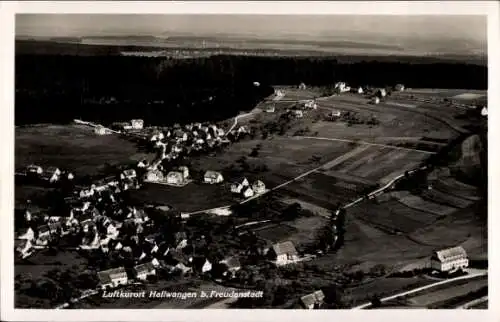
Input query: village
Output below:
<box><xmin>14</xmin><ymin>81</ymin><xmax>487</xmax><ymax>310</ymax></box>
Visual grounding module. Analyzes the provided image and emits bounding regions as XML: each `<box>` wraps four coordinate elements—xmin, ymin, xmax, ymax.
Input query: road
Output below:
<box><xmin>352</xmin><ymin>269</ymin><xmax>488</xmax><ymax>309</ymax></box>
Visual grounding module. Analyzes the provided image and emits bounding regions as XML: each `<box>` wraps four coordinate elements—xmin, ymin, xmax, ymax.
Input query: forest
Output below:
<box><xmin>15</xmin><ymin>47</ymin><xmax>487</xmax><ymax>126</ymax></box>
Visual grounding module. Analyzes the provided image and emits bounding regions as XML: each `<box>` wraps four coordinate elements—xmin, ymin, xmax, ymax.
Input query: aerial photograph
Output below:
<box><xmin>13</xmin><ymin>13</ymin><xmax>487</xmax><ymax>310</ymax></box>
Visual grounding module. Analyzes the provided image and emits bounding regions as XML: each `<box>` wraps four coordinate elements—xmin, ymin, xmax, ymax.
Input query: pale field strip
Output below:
<box><xmin>319</xmin><ymin>169</ymin><xmax>377</xmax><ymax>186</ymax></box>
<box><xmin>352</xmin><ymin>150</ymin><xmax>413</xmax><ymax>178</ymax></box>
<box><xmin>337</xmin><ymin>148</ymin><xmax>389</xmax><ymax>174</ymax></box>
<box><xmin>319</xmin><ymin>144</ymin><xmax>372</xmax><ymax>170</ymax></box>
<box><xmin>433</xmin><ymin>178</ymin><xmax>481</xmax><ymax>201</ymax></box>
<box><xmin>282</xmin><ymin>198</ymin><xmax>331</xmax><ymax>218</ymax></box>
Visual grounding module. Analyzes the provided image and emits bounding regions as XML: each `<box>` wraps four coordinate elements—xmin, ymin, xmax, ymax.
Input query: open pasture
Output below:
<box><xmin>16</xmin><ymin>125</ymin><xmax>152</xmax><ymax>177</ymax></box>
<box><xmin>421</xmin><ymin>188</ymin><xmax>474</xmax><ymax>209</ymax></box>
<box><xmin>128</xmin><ymin>182</ymin><xmax>234</xmax><ymax>212</ymax></box>
<box><xmin>432</xmin><ymin>177</ymin><xmax>481</xmax><ymax>201</ymax></box>
<box><xmin>396</xmin><ymin>194</ymin><xmax>458</xmax><ymax>216</ymax></box>
<box><xmin>252</xmin><ymin>223</ymin><xmax>299</xmax><ymax>244</ymax></box>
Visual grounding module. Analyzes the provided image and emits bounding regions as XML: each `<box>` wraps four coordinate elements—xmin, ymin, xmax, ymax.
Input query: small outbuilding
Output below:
<box><xmin>204</xmin><ymin>171</ymin><xmax>224</xmax><ymax>184</ymax></box>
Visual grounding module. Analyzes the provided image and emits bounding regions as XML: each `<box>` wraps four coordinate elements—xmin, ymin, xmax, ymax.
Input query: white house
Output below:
<box><xmin>335</xmin><ymin>82</ymin><xmax>350</xmax><ymax>93</ymax></box>
<box><xmin>292</xmin><ymin>110</ymin><xmax>304</xmax><ymax>118</ymax></box>
<box><xmin>26</xmin><ymin>164</ymin><xmax>43</xmax><ymax>175</ymax></box>
<box><xmin>395</xmin><ymin>84</ymin><xmax>405</xmax><ymax>91</ymax></box>
<box><xmin>98</xmin><ymin>267</ymin><xmax>128</xmax><ymax>289</ymax></box>
<box><xmin>18</xmin><ymin>227</ymin><xmax>35</xmax><ymax>241</ymax></box>
<box><xmin>143</xmin><ymin>169</ymin><xmax>164</xmax><ymax>183</ymax></box>
<box><xmin>202</xmin><ymin>259</ymin><xmax>212</xmax><ymax>273</ymax></box>
<box><xmin>178</xmin><ymin>166</ymin><xmax>190</xmax><ymax>179</ymax></box>
<box><xmin>378</xmin><ymin>88</ymin><xmax>387</xmax><ymax>97</ymax></box>
<box><xmin>481</xmin><ymin>106</ymin><xmax>488</xmax><ymax>117</ymax></box>
<box><xmin>242</xmin><ymin>187</ymin><xmax>255</xmax><ymax>198</ymax></box>
<box><xmin>430</xmin><ymin>246</ymin><xmax>469</xmax><ymax>273</ymax></box>
<box><xmin>204</xmin><ymin>171</ymin><xmax>224</xmax><ymax>184</ymax></box>
<box><xmin>94</xmin><ymin>126</ymin><xmax>111</xmax><ymax>135</ymax></box>
<box><xmin>121</xmin><ymin>169</ymin><xmax>137</xmax><ymax>180</ymax></box>
<box><xmin>357</xmin><ymin>87</ymin><xmax>364</xmax><ymax>94</ymax></box>
<box><xmin>166</xmin><ymin>171</ymin><xmax>185</xmax><ymax>185</ymax></box>
<box><xmin>298</xmin><ymin>82</ymin><xmax>307</xmax><ymax>90</ymax></box>
<box><xmin>130</xmin><ymin>119</ymin><xmax>144</xmax><ymax>130</ymax></box>
<box><xmin>269</xmin><ymin>241</ymin><xmax>299</xmax><ymax>266</ymax></box>
<box><xmin>372</xmin><ymin>96</ymin><xmax>380</xmax><ymax>105</ymax></box>
<box><xmin>300</xmin><ymin>290</ymin><xmax>325</xmax><ymax>309</ymax></box>
<box><xmin>266</xmin><ymin>105</ymin><xmax>276</xmax><ymax>113</ymax></box>
<box><xmin>304</xmin><ymin>100</ymin><xmax>318</xmax><ymax>110</ymax></box>
<box><xmin>252</xmin><ymin>180</ymin><xmax>266</xmax><ymax>194</ymax></box>
<box><xmin>41</xmin><ymin>167</ymin><xmax>61</xmax><ymax>183</ymax></box>
<box><xmin>133</xmin><ymin>263</ymin><xmax>156</xmax><ymax>281</ymax></box>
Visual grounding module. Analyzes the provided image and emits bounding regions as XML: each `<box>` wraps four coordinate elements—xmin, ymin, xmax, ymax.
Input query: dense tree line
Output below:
<box><xmin>16</xmin><ymin>52</ymin><xmax>486</xmax><ymax>126</ymax></box>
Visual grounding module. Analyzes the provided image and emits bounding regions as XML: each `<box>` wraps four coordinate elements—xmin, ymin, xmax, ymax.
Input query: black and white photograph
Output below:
<box><xmin>0</xmin><ymin>1</ymin><xmax>498</xmax><ymax>321</ymax></box>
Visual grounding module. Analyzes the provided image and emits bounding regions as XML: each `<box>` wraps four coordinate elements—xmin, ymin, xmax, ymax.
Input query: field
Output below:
<box><xmin>15</xmin><ymin>125</ymin><xmax>152</xmax><ymax>177</ymax></box>
<box><xmin>406</xmin><ymin>276</ymin><xmax>488</xmax><ymax>307</ymax></box>
<box><xmin>128</xmin><ymin>182</ymin><xmax>235</xmax><ymax>212</ymax></box>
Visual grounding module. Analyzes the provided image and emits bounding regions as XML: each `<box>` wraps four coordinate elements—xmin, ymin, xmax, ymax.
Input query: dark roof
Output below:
<box><xmin>272</xmin><ymin>241</ymin><xmax>298</xmax><ymax>256</ymax></box>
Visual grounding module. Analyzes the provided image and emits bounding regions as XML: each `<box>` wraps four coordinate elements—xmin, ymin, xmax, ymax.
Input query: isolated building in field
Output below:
<box><xmin>299</xmin><ymin>82</ymin><xmax>307</xmax><ymax>90</ymax></box>
<box><xmin>94</xmin><ymin>126</ymin><xmax>111</xmax><ymax>135</ymax></box>
<box><xmin>300</xmin><ymin>290</ymin><xmax>325</xmax><ymax>309</ymax></box>
<box><xmin>268</xmin><ymin>241</ymin><xmax>299</xmax><ymax>266</ymax></box>
<box><xmin>166</xmin><ymin>171</ymin><xmax>185</xmax><ymax>185</ymax></box>
<box><xmin>143</xmin><ymin>169</ymin><xmax>164</xmax><ymax>183</ymax></box>
<box><xmin>26</xmin><ymin>164</ymin><xmax>43</xmax><ymax>175</ymax></box>
<box><xmin>130</xmin><ymin>119</ymin><xmax>144</xmax><ymax>130</ymax></box>
<box><xmin>372</xmin><ymin>96</ymin><xmax>380</xmax><ymax>105</ymax></box>
<box><xmin>334</xmin><ymin>82</ymin><xmax>350</xmax><ymax>93</ymax></box>
<box><xmin>41</xmin><ymin>166</ymin><xmax>61</xmax><ymax>183</ymax></box>
<box><xmin>204</xmin><ymin>171</ymin><xmax>224</xmax><ymax>184</ymax></box>
<box><xmin>292</xmin><ymin>110</ymin><xmax>304</xmax><ymax>118</ymax></box>
<box><xmin>481</xmin><ymin>106</ymin><xmax>488</xmax><ymax>117</ymax></box>
<box><xmin>266</xmin><ymin>105</ymin><xmax>276</xmax><ymax>113</ymax></box>
<box><xmin>430</xmin><ymin>246</ymin><xmax>469</xmax><ymax>273</ymax></box>
<box><xmin>98</xmin><ymin>267</ymin><xmax>128</xmax><ymax>289</ymax></box>
<box><xmin>395</xmin><ymin>84</ymin><xmax>405</xmax><ymax>91</ymax></box>
<box><xmin>357</xmin><ymin>87</ymin><xmax>364</xmax><ymax>94</ymax></box>
<box><xmin>252</xmin><ymin>180</ymin><xmax>266</xmax><ymax>194</ymax></box>
<box><xmin>133</xmin><ymin>262</ymin><xmax>156</xmax><ymax>281</ymax></box>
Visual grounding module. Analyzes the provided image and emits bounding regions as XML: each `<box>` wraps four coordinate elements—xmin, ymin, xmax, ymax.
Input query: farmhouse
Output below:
<box><xmin>372</xmin><ymin>96</ymin><xmax>380</xmax><ymax>105</ymax></box>
<box><xmin>204</xmin><ymin>171</ymin><xmax>224</xmax><ymax>184</ymax></box>
<box><xmin>292</xmin><ymin>110</ymin><xmax>304</xmax><ymax>118</ymax></box>
<box><xmin>357</xmin><ymin>87</ymin><xmax>364</xmax><ymax>94</ymax></box>
<box><xmin>41</xmin><ymin>166</ymin><xmax>61</xmax><ymax>183</ymax></box>
<box><xmin>395</xmin><ymin>84</ymin><xmax>405</xmax><ymax>91</ymax></box>
<box><xmin>266</xmin><ymin>105</ymin><xmax>276</xmax><ymax>113</ymax></box>
<box><xmin>121</xmin><ymin>169</ymin><xmax>137</xmax><ymax>180</ymax></box>
<box><xmin>300</xmin><ymin>290</ymin><xmax>325</xmax><ymax>309</ymax></box>
<box><xmin>268</xmin><ymin>241</ymin><xmax>299</xmax><ymax>266</ymax></box>
<box><xmin>334</xmin><ymin>82</ymin><xmax>350</xmax><ymax>93</ymax></box>
<box><xmin>242</xmin><ymin>187</ymin><xmax>255</xmax><ymax>198</ymax></box>
<box><xmin>98</xmin><ymin>267</ymin><xmax>128</xmax><ymax>289</ymax></box>
<box><xmin>298</xmin><ymin>82</ymin><xmax>307</xmax><ymax>90</ymax></box>
<box><xmin>143</xmin><ymin>169</ymin><xmax>164</xmax><ymax>183</ymax></box>
<box><xmin>166</xmin><ymin>171</ymin><xmax>185</xmax><ymax>185</ymax></box>
<box><xmin>304</xmin><ymin>100</ymin><xmax>318</xmax><ymax>109</ymax></box>
<box><xmin>130</xmin><ymin>119</ymin><xmax>144</xmax><ymax>130</ymax></box>
<box><xmin>377</xmin><ymin>88</ymin><xmax>387</xmax><ymax>98</ymax></box>
<box><xmin>133</xmin><ymin>262</ymin><xmax>156</xmax><ymax>281</ymax></box>
<box><xmin>252</xmin><ymin>180</ymin><xmax>266</xmax><ymax>194</ymax></box>
<box><xmin>94</xmin><ymin>126</ymin><xmax>111</xmax><ymax>135</ymax></box>
<box><xmin>26</xmin><ymin>164</ymin><xmax>43</xmax><ymax>175</ymax></box>
<box><xmin>481</xmin><ymin>106</ymin><xmax>488</xmax><ymax>117</ymax></box>
<box><xmin>177</xmin><ymin>166</ymin><xmax>190</xmax><ymax>179</ymax></box>
<box><xmin>430</xmin><ymin>246</ymin><xmax>469</xmax><ymax>273</ymax></box>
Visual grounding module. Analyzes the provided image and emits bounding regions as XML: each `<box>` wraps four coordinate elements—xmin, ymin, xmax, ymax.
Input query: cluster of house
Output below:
<box><xmin>230</xmin><ymin>177</ymin><xmax>267</xmax><ymax>199</ymax></box>
<box><xmin>15</xmin><ymin>167</ymin><xmax>143</xmax><ymax>258</ymax></box>
<box><xmin>22</xmin><ymin>164</ymin><xmax>73</xmax><ymax>183</ymax></box>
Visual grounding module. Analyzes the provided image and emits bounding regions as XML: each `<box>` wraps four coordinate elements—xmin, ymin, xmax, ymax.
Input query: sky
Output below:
<box><xmin>16</xmin><ymin>14</ymin><xmax>487</xmax><ymax>43</ymax></box>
